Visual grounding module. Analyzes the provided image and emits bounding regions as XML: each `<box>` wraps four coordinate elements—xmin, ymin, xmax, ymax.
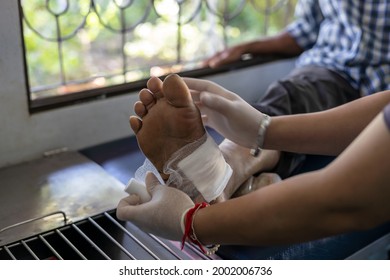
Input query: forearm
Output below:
<box><xmin>238</xmin><ymin>31</ymin><xmax>303</xmax><ymax>58</ymax></box>
<box><xmin>196</xmin><ymin>170</ymin><xmax>354</xmax><ymax>245</ymax></box>
<box><xmin>194</xmin><ymin>112</ymin><xmax>390</xmax><ymax>246</ymax></box>
<box><xmin>264</xmin><ymin>91</ymin><xmax>390</xmax><ymax>155</ymax></box>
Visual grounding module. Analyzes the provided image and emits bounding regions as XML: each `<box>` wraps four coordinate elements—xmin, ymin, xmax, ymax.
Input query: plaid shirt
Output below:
<box><xmin>286</xmin><ymin>0</ymin><xmax>390</xmax><ymax>96</ymax></box>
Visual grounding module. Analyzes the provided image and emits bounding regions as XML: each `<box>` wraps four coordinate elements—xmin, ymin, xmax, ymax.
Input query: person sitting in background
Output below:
<box><xmin>117</xmin><ymin>74</ymin><xmax>390</xmax><ymax>252</ymax></box>
<box><xmin>203</xmin><ymin>0</ymin><xmax>390</xmax><ymax>191</ymax></box>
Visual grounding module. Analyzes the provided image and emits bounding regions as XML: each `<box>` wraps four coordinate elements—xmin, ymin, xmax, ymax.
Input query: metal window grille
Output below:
<box><xmin>20</xmin><ymin>0</ymin><xmax>296</xmax><ymax>110</ymax></box>
<box><xmin>0</xmin><ymin>209</ymin><xmax>219</xmax><ymax>260</ymax></box>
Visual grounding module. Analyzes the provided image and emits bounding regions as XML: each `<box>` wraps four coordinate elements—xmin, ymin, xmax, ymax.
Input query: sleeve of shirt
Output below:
<box><xmin>285</xmin><ymin>0</ymin><xmax>324</xmax><ymax>50</ymax></box>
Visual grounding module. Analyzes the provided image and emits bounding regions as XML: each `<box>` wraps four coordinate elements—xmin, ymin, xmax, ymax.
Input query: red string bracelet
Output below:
<box><xmin>181</xmin><ymin>202</ymin><xmax>220</xmax><ymax>255</ymax></box>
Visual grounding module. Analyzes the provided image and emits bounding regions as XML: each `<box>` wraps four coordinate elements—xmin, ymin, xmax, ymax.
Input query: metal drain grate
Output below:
<box><xmin>0</xmin><ymin>210</ymin><xmax>218</xmax><ymax>260</ymax></box>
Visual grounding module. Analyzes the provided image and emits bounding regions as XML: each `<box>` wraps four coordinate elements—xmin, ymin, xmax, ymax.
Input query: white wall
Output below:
<box><xmin>0</xmin><ymin>0</ymin><xmax>294</xmax><ymax>169</ymax></box>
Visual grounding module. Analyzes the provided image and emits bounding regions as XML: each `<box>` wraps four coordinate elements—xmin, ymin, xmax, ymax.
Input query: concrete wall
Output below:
<box><xmin>0</xmin><ymin>0</ymin><xmax>294</xmax><ymax>169</ymax></box>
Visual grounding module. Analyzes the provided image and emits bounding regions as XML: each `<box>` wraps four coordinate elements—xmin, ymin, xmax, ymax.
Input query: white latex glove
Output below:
<box><xmin>116</xmin><ymin>172</ymin><xmax>194</xmax><ymax>241</ymax></box>
<box><xmin>184</xmin><ymin>77</ymin><xmax>265</xmax><ymax>149</ymax></box>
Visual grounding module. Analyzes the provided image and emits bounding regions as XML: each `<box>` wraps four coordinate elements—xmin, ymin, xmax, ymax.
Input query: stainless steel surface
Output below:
<box><xmin>0</xmin><ymin>211</ymin><xmax>68</xmax><ymax>235</ymax></box>
<box><xmin>0</xmin><ymin>151</ymin><xmax>127</xmax><ymax>246</ymax></box>
<box><xmin>0</xmin><ymin>151</ymin><xmax>220</xmax><ymax>260</ymax></box>
<box><xmin>0</xmin><ymin>210</ymin><xmax>220</xmax><ymax>260</ymax></box>
<box><xmin>103</xmin><ymin>212</ymin><xmax>160</xmax><ymax>259</ymax></box>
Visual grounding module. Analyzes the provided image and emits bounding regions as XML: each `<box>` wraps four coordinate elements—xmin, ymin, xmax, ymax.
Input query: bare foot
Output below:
<box><xmin>131</xmin><ymin>74</ymin><xmax>274</xmax><ymax>203</ymax></box>
<box><xmin>130</xmin><ymin>74</ymin><xmax>205</xmax><ymax>182</ymax></box>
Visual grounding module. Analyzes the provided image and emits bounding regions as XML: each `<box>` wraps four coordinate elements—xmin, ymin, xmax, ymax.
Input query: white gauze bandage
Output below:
<box><xmin>125</xmin><ymin>178</ymin><xmax>151</xmax><ymax>203</ymax></box>
<box><xmin>130</xmin><ymin>133</ymin><xmax>232</xmax><ymax>202</ymax></box>
<box><xmin>164</xmin><ymin>133</ymin><xmax>232</xmax><ymax>202</ymax></box>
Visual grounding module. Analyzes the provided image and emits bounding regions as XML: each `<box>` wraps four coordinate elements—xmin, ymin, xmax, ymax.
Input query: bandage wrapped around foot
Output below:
<box><xmin>126</xmin><ymin>133</ymin><xmax>232</xmax><ymax>203</ymax></box>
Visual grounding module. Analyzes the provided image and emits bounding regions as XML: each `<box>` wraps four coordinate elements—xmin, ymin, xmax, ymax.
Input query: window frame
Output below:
<box><xmin>19</xmin><ymin>0</ymin><xmax>296</xmax><ymax>113</ymax></box>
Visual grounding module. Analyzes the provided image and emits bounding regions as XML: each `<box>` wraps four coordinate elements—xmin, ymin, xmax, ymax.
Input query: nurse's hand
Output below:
<box><xmin>184</xmin><ymin>77</ymin><xmax>265</xmax><ymax>150</ymax></box>
<box><xmin>116</xmin><ymin>172</ymin><xmax>194</xmax><ymax>241</ymax></box>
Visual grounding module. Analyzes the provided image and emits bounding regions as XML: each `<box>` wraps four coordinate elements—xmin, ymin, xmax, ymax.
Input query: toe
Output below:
<box><xmin>139</xmin><ymin>89</ymin><xmax>156</xmax><ymax>110</ymax></box>
<box><xmin>163</xmin><ymin>74</ymin><xmax>193</xmax><ymax>107</ymax></box>
<box><xmin>129</xmin><ymin>116</ymin><xmax>142</xmax><ymax>134</ymax></box>
<box><xmin>134</xmin><ymin>101</ymin><xmax>147</xmax><ymax>118</ymax></box>
<box><xmin>147</xmin><ymin>76</ymin><xmax>164</xmax><ymax>99</ymax></box>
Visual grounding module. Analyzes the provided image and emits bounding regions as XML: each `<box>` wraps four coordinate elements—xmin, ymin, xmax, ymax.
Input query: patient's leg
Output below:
<box><xmin>131</xmin><ymin>74</ymin><xmax>233</xmax><ymax>203</ymax></box>
<box><xmin>131</xmin><ymin>74</ymin><xmax>281</xmax><ymax>202</ymax></box>
<box><xmin>232</xmin><ymin>172</ymin><xmax>281</xmax><ymax>198</ymax></box>
<box><xmin>219</xmin><ymin>139</ymin><xmax>281</xmax><ymax>198</ymax></box>
<box><xmin>130</xmin><ymin>74</ymin><xmax>205</xmax><ymax>181</ymax></box>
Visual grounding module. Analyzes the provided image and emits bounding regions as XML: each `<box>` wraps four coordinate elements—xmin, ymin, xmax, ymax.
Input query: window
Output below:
<box><xmin>20</xmin><ymin>0</ymin><xmax>296</xmax><ymax>112</ymax></box>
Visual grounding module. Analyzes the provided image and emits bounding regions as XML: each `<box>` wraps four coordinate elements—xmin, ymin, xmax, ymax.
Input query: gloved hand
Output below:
<box><xmin>116</xmin><ymin>172</ymin><xmax>194</xmax><ymax>241</ymax></box>
<box><xmin>184</xmin><ymin>77</ymin><xmax>265</xmax><ymax>149</ymax></box>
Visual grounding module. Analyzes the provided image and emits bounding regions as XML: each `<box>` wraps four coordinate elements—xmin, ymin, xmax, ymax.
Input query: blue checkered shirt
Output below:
<box><xmin>286</xmin><ymin>0</ymin><xmax>390</xmax><ymax>96</ymax></box>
